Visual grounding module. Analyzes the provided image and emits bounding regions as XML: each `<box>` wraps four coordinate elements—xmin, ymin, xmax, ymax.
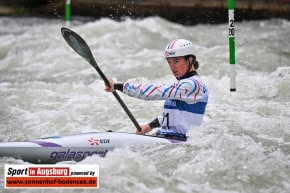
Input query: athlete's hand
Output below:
<box><xmin>136</xmin><ymin>124</ymin><xmax>152</xmax><ymax>135</ymax></box>
<box><xmin>104</xmin><ymin>78</ymin><xmax>115</xmax><ymax>92</ymax></box>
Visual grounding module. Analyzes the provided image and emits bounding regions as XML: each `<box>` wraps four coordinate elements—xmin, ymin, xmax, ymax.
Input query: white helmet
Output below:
<box><xmin>165</xmin><ymin>39</ymin><xmax>195</xmax><ymax>58</ymax></box>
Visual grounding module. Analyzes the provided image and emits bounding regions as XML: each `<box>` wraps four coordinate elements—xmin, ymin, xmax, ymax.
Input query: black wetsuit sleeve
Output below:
<box><xmin>149</xmin><ymin>117</ymin><xmax>161</xmax><ymax>129</ymax></box>
<box><xmin>114</xmin><ymin>83</ymin><xmax>124</xmax><ymax>92</ymax></box>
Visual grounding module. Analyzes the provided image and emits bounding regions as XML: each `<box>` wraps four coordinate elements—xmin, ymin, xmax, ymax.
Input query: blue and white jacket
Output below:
<box><xmin>123</xmin><ymin>75</ymin><xmax>208</xmax><ymax>135</ymax></box>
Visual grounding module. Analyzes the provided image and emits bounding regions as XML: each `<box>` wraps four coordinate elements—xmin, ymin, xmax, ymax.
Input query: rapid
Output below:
<box><xmin>0</xmin><ymin>16</ymin><xmax>289</xmax><ymax>193</ymax></box>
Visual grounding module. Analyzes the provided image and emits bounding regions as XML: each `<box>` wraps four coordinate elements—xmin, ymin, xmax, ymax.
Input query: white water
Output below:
<box><xmin>0</xmin><ymin>16</ymin><xmax>290</xmax><ymax>193</ymax></box>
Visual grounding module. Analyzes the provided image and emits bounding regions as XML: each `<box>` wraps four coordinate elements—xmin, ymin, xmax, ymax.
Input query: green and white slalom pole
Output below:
<box><xmin>65</xmin><ymin>0</ymin><xmax>71</xmax><ymax>23</ymax></box>
<box><xmin>228</xmin><ymin>0</ymin><xmax>236</xmax><ymax>92</ymax></box>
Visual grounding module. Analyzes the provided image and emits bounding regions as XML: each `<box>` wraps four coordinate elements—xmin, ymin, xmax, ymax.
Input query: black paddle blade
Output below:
<box><xmin>61</xmin><ymin>27</ymin><xmax>94</xmax><ymax>64</ymax></box>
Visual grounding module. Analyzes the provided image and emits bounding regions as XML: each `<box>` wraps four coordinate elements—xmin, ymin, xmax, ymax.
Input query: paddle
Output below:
<box><xmin>61</xmin><ymin>27</ymin><xmax>142</xmax><ymax>132</ymax></box>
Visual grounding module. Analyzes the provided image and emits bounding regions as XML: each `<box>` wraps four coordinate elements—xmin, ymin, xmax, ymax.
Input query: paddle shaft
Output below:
<box><xmin>61</xmin><ymin>27</ymin><xmax>142</xmax><ymax>131</ymax></box>
<box><xmin>90</xmin><ymin>55</ymin><xmax>142</xmax><ymax>132</ymax></box>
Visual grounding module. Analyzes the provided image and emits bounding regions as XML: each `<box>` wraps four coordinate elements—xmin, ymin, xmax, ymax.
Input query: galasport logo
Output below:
<box><xmin>88</xmin><ymin>138</ymin><xmax>110</xmax><ymax>146</ymax></box>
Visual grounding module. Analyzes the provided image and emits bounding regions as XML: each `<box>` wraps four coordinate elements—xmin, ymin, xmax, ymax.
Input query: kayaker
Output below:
<box><xmin>104</xmin><ymin>39</ymin><xmax>208</xmax><ymax>141</ymax></box>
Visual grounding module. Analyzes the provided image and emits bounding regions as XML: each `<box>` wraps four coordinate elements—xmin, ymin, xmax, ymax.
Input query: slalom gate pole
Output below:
<box><xmin>65</xmin><ymin>0</ymin><xmax>71</xmax><ymax>22</ymax></box>
<box><xmin>228</xmin><ymin>0</ymin><xmax>236</xmax><ymax>92</ymax></box>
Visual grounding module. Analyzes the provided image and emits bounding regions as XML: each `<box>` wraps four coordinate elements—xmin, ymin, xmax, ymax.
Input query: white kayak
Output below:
<box><xmin>0</xmin><ymin>131</ymin><xmax>184</xmax><ymax>164</ymax></box>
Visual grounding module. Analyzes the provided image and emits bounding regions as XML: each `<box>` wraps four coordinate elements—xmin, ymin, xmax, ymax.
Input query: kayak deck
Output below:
<box><xmin>0</xmin><ymin>132</ymin><xmax>185</xmax><ymax>164</ymax></box>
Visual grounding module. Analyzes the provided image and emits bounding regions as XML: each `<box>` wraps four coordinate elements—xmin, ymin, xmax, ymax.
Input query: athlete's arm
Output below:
<box><xmin>136</xmin><ymin>118</ymin><xmax>161</xmax><ymax>135</ymax></box>
<box><xmin>122</xmin><ymin>79</ymin><xmax>203</xmax><ymax>103</ymax></box>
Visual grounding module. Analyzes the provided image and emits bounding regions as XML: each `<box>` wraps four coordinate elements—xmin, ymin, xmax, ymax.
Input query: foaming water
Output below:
<box><xmin>0</xmin><ymin>17</ymin><xmax>289</xmax><ymax>193</ymax></box>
